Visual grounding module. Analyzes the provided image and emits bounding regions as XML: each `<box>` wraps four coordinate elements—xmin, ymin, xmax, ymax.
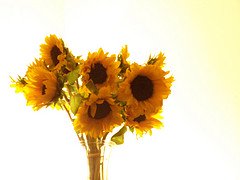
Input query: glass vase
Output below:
<box><xmin>78</xmin><ymin>136</ymin><xmax>115</xmax><ymax>180</ymax></box>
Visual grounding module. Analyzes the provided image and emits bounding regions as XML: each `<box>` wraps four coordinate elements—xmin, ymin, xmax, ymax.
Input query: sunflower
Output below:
<box><xmin>73</xmin><ymin>87</ymin><xmax>123</xmax><ymax>138</ymax></box>
<box><xmin>24</xmin><ymin>65</ymin><xmax>58</xmax><ymax>110</ymax></box>
<box><xmin>80</xmin><ymin>48</ymin><xmax>120</xmax><ymax>90</ymax></box>
<box><xmin>40</xmin><ymin>34</ymin><xmax>66</xmax><ymax>71</ymax></box>
<box><xmin>118</xmin><ymin>63</ymin><xmax>173</xmax><ymax>114</ymax></box>
<box><xmin>125</xmin><ymin>109</ymin><xmax>163</xmax><ymax>137</ymax></box>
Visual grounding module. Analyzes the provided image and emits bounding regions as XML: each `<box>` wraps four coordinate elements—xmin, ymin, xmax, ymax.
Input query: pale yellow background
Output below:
<box><xmin>0</xmin><ymin>0</ymin><xmax>240</xmax><ymax>179</ymax></box>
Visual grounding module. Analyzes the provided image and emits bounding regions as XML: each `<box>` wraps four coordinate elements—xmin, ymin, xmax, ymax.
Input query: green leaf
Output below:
<box><xmin>67</xmin><ymin>68</ymin><xmax>79</xmax><ymax>85</ymax></box>
<box><xmin>85</xmin><ymin>80</ymin><xmax>98</xmax><ymax>94</ymax></box>
<box><xmin>111</xmin><ymin>126</ymin><xmax>127</xmax><ymax>145</ymax></box>
<box><xmin>70</xmin><ymin>93</ymin><xmax>82</xmax><ymax>115</ymax></box>
<box><xmin>66</xmin><ymin>52</ymin><xmax>73</xmax><ymax>61</ymax></box>
<box><xmin>129</xmin><ymin>126</ymin><xmax>135</xmax><ymax>133</ymax></box>
<box><xmin>119</xmin><ymin>101</ymin><xmax>126</xmax><ymax>106</ymax></box>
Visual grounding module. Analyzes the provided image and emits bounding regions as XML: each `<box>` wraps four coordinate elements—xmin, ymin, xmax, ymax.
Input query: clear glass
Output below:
<box><xmin>79</xmin><ymin>138</ymin><xmax>115</xmax><ymax>180</ymax></box>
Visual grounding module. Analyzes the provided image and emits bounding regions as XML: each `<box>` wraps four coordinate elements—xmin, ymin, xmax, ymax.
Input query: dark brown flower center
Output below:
<box><xmin>89</xmin><ymin>63</ymin><xmax>107</xmax><ymax>84</ymax></box>
<box><xmin>130</xmin><ymin>75</ymin><xmax>153</xmax><ymax>101</ymax></box>
<box><xmin>41</xmin><ymin>84</ymin><xmax>47</xmax><ymax>95</ymax></box>
<box><xmin>88</xmin><ymin>101</ymin><xmax>111</xmax><ymax>119</ymax></box>
<box><xmin>133</xmin><ymin>114</ymin><xmax>146</xmax><ymax>123</ymax></box>
<box><xmin>50</xmin><ymin>45</ymin><xmax>61</xmax><ymax>66</ymax></box>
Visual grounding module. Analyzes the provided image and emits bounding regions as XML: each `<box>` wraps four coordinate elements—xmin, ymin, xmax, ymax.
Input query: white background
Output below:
<box><xmin>0</xmin><ymin>0</ymin><xmax>240</xmax><ymax>179</ymax></box>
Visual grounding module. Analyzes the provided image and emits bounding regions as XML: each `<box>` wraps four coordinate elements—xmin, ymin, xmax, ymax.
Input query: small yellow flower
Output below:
<box><xmin>118</xmin><ymin>63</ymin><xmax>173</xmax><ymax>114</ymax></box>
<box><xmin>73</xmin><ymin>87</ymin><xmax>123</xmax><ymax>138</ymax></box>
<box><xmin>24</xmin><ymin>66</ymin><xmax>58</xmax><ymax>110</ymax></box>
<box><xmin>40</xmin><ymin>34</ymin><xmax>66</xmax><ymax>71</ymax></box>
<box><xmin>10</xmin><ymin>76</ymin><xmax>27</xmax><ymax>93</ymax></box>
<box><xmin>80</xmin><ymin>48</ymin><xmax>120</xmax><ymax>91</ymax></box>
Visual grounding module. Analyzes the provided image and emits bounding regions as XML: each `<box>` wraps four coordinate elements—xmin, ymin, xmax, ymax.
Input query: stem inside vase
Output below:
<box><xmin>80</xmin><ymin>137</ymin><xmax>115</xmax><ymax>180</ymax></box>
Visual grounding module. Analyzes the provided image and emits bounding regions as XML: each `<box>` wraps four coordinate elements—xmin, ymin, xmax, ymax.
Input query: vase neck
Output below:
<box><xmin>80</xmin><ymin>139</ymin><xmax>115</xmax><ymax>180</ymax></box>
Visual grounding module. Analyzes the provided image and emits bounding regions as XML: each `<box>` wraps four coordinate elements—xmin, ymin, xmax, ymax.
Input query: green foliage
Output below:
<box><xmin>67</xmin><ymin>68</ymin><xmax>79</xmax><ymax>85</ymax></box>
<box><xmin>117</xmin><ymin>54</ymin><xmax>129</xmax><ymax>74</ymax></box>
<box><xmin>129</xmin><ymin>126</ymin><xmax>135</xmax><ymax>133</ymax></box>
<box><xmin>86</xmin><ymin>80</ymin><xmax>98</xmax><ymax>94</ymax></box>
<box><xmin>111</xmin><ymin>126</ymin><xmax>127</xmax><ymax>145</ymax></box>
<box><xmin>70</xmin><ymin>93</ymin><xmax>82</xmax><ymax>115</ymax></box>
<box><xmin>67</xmin><ymin>84</ymin><xmax>78</xmax><ymax>94</ymax></box>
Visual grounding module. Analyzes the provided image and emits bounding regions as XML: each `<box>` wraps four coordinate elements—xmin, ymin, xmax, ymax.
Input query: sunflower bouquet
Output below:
<box><xmin>11</xmin><ymin>34</ymin><xmax>173</xmax><ymax>179</ymax></box>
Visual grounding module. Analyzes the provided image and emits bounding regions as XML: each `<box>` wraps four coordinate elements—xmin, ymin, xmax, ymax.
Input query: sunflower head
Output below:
<box><xmin>81</xmin><ymin>48</ymin><xmax>120</xmax><ymax>90</ymax></box>
<box><xmin>125</xmin><ymin>108</ymin><xmax>163</xmax><ymax>137</ymax></box>
<box><xmin>40</xmin><ymin>34</ymin><xmax>66</xmax><ymax>71</ymax></box>
<box><xmin>24</xmin><ymin>65</ymin><xmax>60</xmax><ymax>110</ymax></box>
<box><xmin>130</xmin><ymin>74</ymin><xmax>153</xmax><ymax>101</ymax></box>
<box><xmin>73</xmin><ymin>87</ymin><xmax>123</xmax><ymax>138</ymax></box>
<box><xmin>118</xmin><ymin>63</ymin><xmax>173</xmax><ymax>114</ymax></box>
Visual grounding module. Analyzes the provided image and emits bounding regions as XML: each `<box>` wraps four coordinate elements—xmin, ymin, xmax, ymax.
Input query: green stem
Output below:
<box><xmin>62</xmin><ymin>103</ymin><xmax>74</xmax><ymax>122</ymax></box>
<box><xmin>62</xmin><ymin>92</ymin><xmax>70</xmax><ymax>103</ymax></box>
<box><xmin>86</xmin><ymin>136</ymin><xmax>102</xmax><ymax>180</ymax></box>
